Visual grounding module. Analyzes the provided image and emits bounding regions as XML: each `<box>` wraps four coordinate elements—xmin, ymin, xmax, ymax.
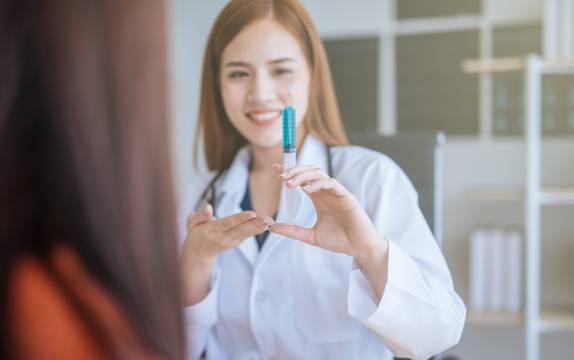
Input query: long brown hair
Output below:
<box><xmin>196</xmin><ymin>0</ymin><xmax>348</xmax><ymax>171</ymax></box>
<box><xmin>0</xmin><ymin>0</ymin><xmax>183</xmax><ymax>358</ymax></box>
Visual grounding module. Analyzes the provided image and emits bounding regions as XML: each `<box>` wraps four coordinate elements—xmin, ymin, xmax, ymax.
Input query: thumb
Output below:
<box><xmin>187</xmin><ymin>204</ymin><xmax>213</xmax><ymax>229</ymax></box>
<box><xmin>272</xmin><ymin>163</ymin><xmax>283</xmax><ymax>174</ymax></box>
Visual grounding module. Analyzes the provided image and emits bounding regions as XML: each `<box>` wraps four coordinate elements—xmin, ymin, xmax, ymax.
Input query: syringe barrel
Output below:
<box><xmin>282</xmin><ymin>105</ymin><xmax>296</xmax><ymax>153</ymax></box>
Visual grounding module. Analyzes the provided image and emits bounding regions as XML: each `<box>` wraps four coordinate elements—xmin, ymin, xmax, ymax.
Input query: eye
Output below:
<box><xmin>274</xmin><ymin>68</ymin><xmax>293</xmax><ymax>76</ymax></box>
<box><xmin>228</xmin><ymin>71</ymin><xmax>249</xmax><ymax>79</ymax></box>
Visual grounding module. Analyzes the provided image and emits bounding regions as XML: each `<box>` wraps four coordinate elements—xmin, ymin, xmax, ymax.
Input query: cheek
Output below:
<box><xmin>293</xmin><ymin>80</ymin><xmax>310</xmax><ymax>125</ymax></box>
<box><xmin>220</xmin><ymin>82</ymin><xmax>246</xmax><ymax>116</ymax></box>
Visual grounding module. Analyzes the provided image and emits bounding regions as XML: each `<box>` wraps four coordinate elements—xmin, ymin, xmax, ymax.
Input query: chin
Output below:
<box><xmin>247</xmin><ymin>136</ymin><xmax>282</xmax><ymax>149</ymax></box>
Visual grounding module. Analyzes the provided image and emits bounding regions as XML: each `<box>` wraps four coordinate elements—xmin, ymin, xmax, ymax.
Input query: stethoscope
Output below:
<box><xmin>195</xmin><ymin>143</ymin><xmax>334</xmax><ymax>216</ymax></box>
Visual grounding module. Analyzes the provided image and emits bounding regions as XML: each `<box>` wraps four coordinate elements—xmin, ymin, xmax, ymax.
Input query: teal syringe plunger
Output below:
<box><xmin>282</xmin><ymin>94</ymin><xmax>298</xmax><ymax>223</ymax></box>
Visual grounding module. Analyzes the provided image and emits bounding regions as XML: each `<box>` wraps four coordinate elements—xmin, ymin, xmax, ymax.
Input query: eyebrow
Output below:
<box><xmin>269</xmin><ymin>57</ymin><xmax>296</xmax><ymax>65</ymax></box>
<box><xmin>224</xmin><ymin>57</ymin><xmax>296</xmax><ymax>68</ymax></box>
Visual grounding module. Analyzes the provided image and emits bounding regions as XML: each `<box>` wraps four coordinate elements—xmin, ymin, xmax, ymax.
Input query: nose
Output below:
<box><xmin>247</xmin><ymin>72</ymin><xmax>277</xmax><ymax>104</ymax></box>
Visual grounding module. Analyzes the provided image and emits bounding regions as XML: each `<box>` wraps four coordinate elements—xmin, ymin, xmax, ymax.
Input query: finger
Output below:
<box><xmin>279</xmin><ymin>165</ymin><xmax>321</xmax><ymax>180</ymax></box>
<box><xmin>270</xmin><ymin>223</ymin><xmax>315</xmax><ymax>244</ymax></box>
<box><xmin>272</xmin><ymin>163</ymin><xmax>283</xmax><ymax>173</ymax></box>
<box><xmin>215</xmin><ymin>211</ymin><xmax>257</xmax><ymax>232</ymax></box>
<box><xmin>225</xmin><ymin>214</ymin><xmax>274</xmax><ymax>234</ymax></box>
<box><xmin>227</xmin><ymin>217</ymin><xmax>273</xmax><ymax>243</ymax></box>
<box><xmin>302</xmin><ymin>178</ymin><xmax>347</xmax><ymax>197</ymax></box>
<box><xmin>259</xmin><ymin>214</ymin><xmax>275</xmax><ymax>226</ymax></box>
<box><xmin>187</xmin><ymin>204</ymin><xmax>213</xmax><ymax>229</ymax></box>
<box><xmin>284</xmin><ymin>168</ymin><xmax>329</xmax><ymax>188</ymax></box>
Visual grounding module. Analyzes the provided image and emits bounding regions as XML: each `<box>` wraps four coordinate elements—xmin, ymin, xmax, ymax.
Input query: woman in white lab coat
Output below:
<box><xmin>180</xmin><ymin>1</ymin><xmax>466</xmax><ymax>359</ymax></box>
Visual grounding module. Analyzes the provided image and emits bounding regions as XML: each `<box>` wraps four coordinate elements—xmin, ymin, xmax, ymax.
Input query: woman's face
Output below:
<box><xmin>220</xmin><ymin>18</ymin><xmax>311</xmax><ymax>148</ymax></box>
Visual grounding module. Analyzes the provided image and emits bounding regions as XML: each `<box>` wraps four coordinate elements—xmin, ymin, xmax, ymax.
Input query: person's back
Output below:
<box><xmin>0</xmin><ymin>1</ymin><xmax>184</xmax><ymax>358</ymax></box>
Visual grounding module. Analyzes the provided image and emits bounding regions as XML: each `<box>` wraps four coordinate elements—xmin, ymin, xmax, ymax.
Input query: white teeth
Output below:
<box><xmin>250</xmin><ymin>111</ymin><xmax>280</xmax><ymax>122</ymax></box>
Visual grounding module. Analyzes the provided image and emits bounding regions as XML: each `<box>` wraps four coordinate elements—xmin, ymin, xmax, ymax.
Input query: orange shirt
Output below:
<box><xmin>9</xmin><ymin>247</ymin><xmax>163</xmax><ymax>360</ymax></box>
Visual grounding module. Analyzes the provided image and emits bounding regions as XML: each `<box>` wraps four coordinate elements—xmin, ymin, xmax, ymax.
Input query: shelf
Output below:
<box><xmin>465</xmin><ymin>186</ymin><xmax>574</xmax><ymax>206</ymax></box>
<box><xmin>464</xmin><ymin>54</ymin><xmax>574</xmax><ymax>360</ymax></box>
<box><xmin>461</xmin><ymin>56</ymin><xmax>574</xmax><ymax>74</ymax></box>
<box><xmin>539</xmin><ymin>188</ymin><xmax>574</xmax><ymax>206</ymax></box>
<box><xmin>462</xmin><ymin>56</ymin><xmax>524</xmax><ymax>74</ymax></box>
<box><xmin>537</xmin><ymin>309</ymin><xmax>574</xmax><ymax>333</ymax></box>
<box><xmin>467</xmin><ymin>311</ymin><xmax>521</xmax><ymax>327</ymax></box>
<box><xmin>465</xmin><ymin>186</ymin><xmax>523</xmax><ymax>203</ymax></box>
<box><xmin>468</xmin><ymin>309</ymin><xmax>574</xmax><ymax>333</ymax></box>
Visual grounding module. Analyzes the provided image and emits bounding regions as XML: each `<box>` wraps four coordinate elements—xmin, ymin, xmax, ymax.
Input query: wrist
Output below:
<box><xmin>353</xmin><ymin>236</ymin><xmax>388</xmax><ymax>266</ymax></box>
<box><xmin>182</xmin><ymin>252</ymin><xmax>216</xmax><ymax>274</ymax></box>
<box><xmin>352</xmin><ymin>236</ymin><xmax>390</xmax><ymax>301</ymax></box>
<box><xmin>181</xmin><ymin>254</ymin><xmax>217</xmax><ymax>307</ymax></box>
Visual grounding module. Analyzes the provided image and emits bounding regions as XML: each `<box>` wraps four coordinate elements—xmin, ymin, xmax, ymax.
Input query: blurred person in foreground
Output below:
<box><xmin>0</xmin><ymin>0</ymin><xmax>184</xmax><ymax>358</ymax></box>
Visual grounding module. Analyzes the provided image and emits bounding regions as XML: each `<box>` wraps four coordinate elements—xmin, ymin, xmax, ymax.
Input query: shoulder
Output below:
<box><xmin>179</xmin><ymin>171</ymin><xmax>217</xmax><ymax>214</ymax></box>
<box><xmin>9</xmin><ymin>252</ymin><xmax>106</xmax><ymax>359</ymax></box>
<box><xmin>9</xmin><ymin>248</ymin><xmax>159</xmax><ymax>359</ymax></box>
<box><xmin>329</xmin><ymin>144</ymin><xmax>417</xmax><ymax>201</ymax></box>
<box><xmin>177</xmin><ymin>170</ymin><xmax>224</xmax><ymax>242</ymax></box>
<box><xmin>179</xmin><ymin>146</ymin><xmax>250</xmax><ymax>214</ymax></box>
<box><xmin>330</xmin><ymin>144</ymin><xmax>404</xmax><ymax>179</ymax></box>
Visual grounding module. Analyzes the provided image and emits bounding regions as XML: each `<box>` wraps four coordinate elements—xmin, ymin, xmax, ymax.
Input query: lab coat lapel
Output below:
<box><xmin>216</xmin><ymin>147</ymin><xmax>258</xmax><ymax>265</ymax></box>
<box><xmin>257</xmin><ymin>135</ymin><xmax>328</xmax><ymax>263</ymax></box>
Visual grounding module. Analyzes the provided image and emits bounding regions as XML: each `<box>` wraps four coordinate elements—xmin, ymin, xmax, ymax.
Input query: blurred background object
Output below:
<box><xmin>1</xmin><ymin>0</ymin><xmax>184</xmax><ymax>358</ymax></box>
<box><xmin>172</xmin><ymin>1</ymin><xmax>574</xmax><ymax>359</ymax></box>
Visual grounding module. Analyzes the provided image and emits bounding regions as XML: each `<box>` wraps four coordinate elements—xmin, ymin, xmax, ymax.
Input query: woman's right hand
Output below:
<box><xmin>180</xmin><ymin>204</ymin><xmax>273</xmax><ymax>306</ymax></box>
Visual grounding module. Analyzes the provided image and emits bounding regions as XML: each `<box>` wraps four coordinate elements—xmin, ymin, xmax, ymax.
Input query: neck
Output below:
<box><xmin>250</xmin><ymin>143</ymin><xmax>282</xmax><ymax>174</ymax></box>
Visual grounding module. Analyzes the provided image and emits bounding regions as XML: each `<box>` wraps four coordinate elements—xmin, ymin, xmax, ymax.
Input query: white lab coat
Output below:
<box><xmin>179</xmin><ymin>134</ymin><xmax>466</xmax><ymax>360</ymax></box>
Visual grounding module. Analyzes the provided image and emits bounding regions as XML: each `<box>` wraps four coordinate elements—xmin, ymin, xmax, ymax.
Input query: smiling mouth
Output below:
<box><xmin>247</xmin><ymin>111</ymin><xmax>282</xmax><ymax>126</ymax></box>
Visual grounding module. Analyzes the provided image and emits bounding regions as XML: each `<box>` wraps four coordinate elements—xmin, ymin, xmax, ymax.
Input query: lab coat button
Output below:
<box><xmin>255</xmin><ymin>291</ymin><xmax>267</xmax><ymax>302</ymax></box>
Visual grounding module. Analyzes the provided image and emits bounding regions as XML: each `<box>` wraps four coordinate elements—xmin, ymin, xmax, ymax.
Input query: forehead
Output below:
<box><xmin>222</xmin><ymin>18</ymin><xmax>306</xmax><ymax>65</ymax></box>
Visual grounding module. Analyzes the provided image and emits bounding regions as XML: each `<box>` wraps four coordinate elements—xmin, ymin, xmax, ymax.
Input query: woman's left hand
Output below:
<box><xmin>270</xmin><ymin>163</ymin><xmax>384</xmax><ymax>259</ymax></box>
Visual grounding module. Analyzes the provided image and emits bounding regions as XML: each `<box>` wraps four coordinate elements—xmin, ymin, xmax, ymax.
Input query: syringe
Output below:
<box><xmin>282</xmin><ymin>94</ymin><xmax>297</xmax><ymax>223</ymax></box>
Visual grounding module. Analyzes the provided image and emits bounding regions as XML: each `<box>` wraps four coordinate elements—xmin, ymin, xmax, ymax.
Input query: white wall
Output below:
<box><xmin>301</xmin><ymin>0</ymin><xmax>388</xmax><ymax>36</ymax></box>
<box><xmin>168</xmin><ymin>1</ymin><xmax>574</xmax><ymax>358</ymax></box>
<box><xmin>168</xmin><ymin>0</ymin><xmax>229</xmax><ymax>202</ymax></box>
